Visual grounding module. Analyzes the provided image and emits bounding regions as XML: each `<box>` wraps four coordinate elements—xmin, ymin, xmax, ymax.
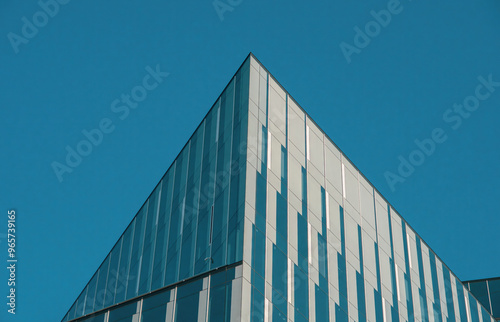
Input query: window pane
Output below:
<box><xmin>139</xmin><ymin>187</ymin><xmax>160</xmax><ymax>294</ymax></box>
<box><xmin>126</xmin><ymin>205</ymin><xmax>147</xmax><ymax>300</ymax></box>
<box><xmin>108</xmin><ymin>302</ymin><xmax>138</xmax><ymax>322</ymax></box>
<box><xmin>105</xmin><ymin>240</ymin><xmax>122</xmax><ymax>308</ymax></box>
<box><xmin>115</xmin><ymin>223</ymin><xmax>134</xmax><ymax>303</ymax></box>
<box><xmin>176</xmin><ymin>293</ymin><xmax>199</xmax><ymax>321</ymax></box>
<box><xmin>83</xmin><ymin>272</ymin><xmax>98</xmax><ymax>315</ymax></box>
<box><xmin>141</xmin><ymin>304</ymin><xmax>167</xmax><ymax>322</ymax></box>
<box><xmin>208</xmin><ymin>283</ymin><xmax>231</xmax><ymax>322</ymax></box>
<box><xmin>143</xmin><ymin>289</ymin><xmax>171</xmax><ymax>311</ymax></box>
<box><xmin>94</xmin><ymin>256</ymin><xmax>110</xmax><ymax>311</ymax></box>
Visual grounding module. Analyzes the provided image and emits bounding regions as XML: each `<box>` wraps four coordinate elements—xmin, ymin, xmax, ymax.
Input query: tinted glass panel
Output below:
<box><xmin>176</xmin><ymin>293</ymin><xmax>199</xmax><ymax>321</ymax></box>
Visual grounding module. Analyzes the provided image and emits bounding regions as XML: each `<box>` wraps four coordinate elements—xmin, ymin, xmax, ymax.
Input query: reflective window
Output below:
<box><xmin>272</xmin><ymin>245</ymin><xmax>287</xmax><ymax>300</ymax></box>
<box><xmin>94</xmin><ymin>256</ymin><xmax>110</xmax><ymax>311</ymax></box>
<box><xmin>165</xmin><ymin>205</ymin><xmax>182</xmax><ymax>286</ymax></box>
<box><xmin>126</xmin><ymin>205</ymin><xmax>147</xmax><ymax>299</ymax></box>
<box><xmin>294</xmin><ymin>265</ymin><xmax>309</xmax><ymax>318</ymax></box>
<box><xmin>139</xmin><ymin>186</ymin><xmax>160</xmax><ymax>295</ymax></box>
<box><xmin>115</xmin><ymin>222</ymin><xmax>134</xmax><ymax>303</ymax></box>
<box><xmin>175</xmin><ymin>293</ymin><xmax>199</xmax><ymax>321</ymax></box>
<box><xmin>143</xmin><ymin>289</ymin><xmax>171</xmax><ymax>311</ymax></box>
<box><xmin>83</xmin><ymin>272</ymin><xmax>98</xmax><ymax>315</ymax></box>
<box><xmin>108</xmin><ymin>302</ymin><xmax>138</xmax><ymax>322</ymax></box>
<box><xmin>488</xmin><ymin>279</ymin><xmax>500</xmax><ymax>317</ymax></box>
<box><xmin>468</xmin><ymin>293</ymin><xmax>480</xmax><ymax>322</ymax></box>
<box><xmin>141</xmin><ymin>304</ymin><xmax>167</xmax><ymax>322</ymax></box>
<box><xmin>208</xmin><ymin>283</ymin><xmax>232</xmax><ymax>322</ymax></box>
<box><xmin>251</xmin><ymin>286</ymin><xmax>265</xmax><ymax>322</ymax></box>
<box><xmin>251</xmin><ymin>225</ymin><xmax>265</xmax><ymax>277</ymax></box>
<box><xmin>469</xmin><ymin>280</ymin><xmax>491</xmax><ymax>312</ymax></box>
<box><xmin>105</xmin><ymin>240</ymin><xmax>122</xmax><ymax>308</ymax></box>
<box><xmin>315</xmin><ymin>285</ymin><xmax>329</xmax><ymax>322</ymax></box>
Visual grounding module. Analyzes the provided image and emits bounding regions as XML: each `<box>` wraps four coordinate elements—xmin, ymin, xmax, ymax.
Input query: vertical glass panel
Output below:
<box><xmin>94</xmin><ymin>256</ymin><xmax>110</xmax><ymax>311</ymax></box>
<box><xmin>251</xmin><ymin>286</ymin><xmax>265</xmax><ymax>322</ymax></box>
<box><xmin>229</xmin><ymin>122</ymin><xmax>245</xmax><ymax>219</ymax></box>
<box><xmin>251</xmin><ymin>225</ymin><xmax>266</xmax><ymax>277</ymax></box>
<box><xmin>276</xmin><ymin>191</ymin><xmax>287</xmax><ymax>253</ymax></box>
<box><xmin>227</xmin><ymin>206</ymin><xmax>244</xmax><ymax>264</ymax></box>
<box><xmin>152</xmin><ymin>175</ymin><xmax>173</xmax><ymax>291</ymax></box>
<box><xmin>255</xmin><ymin>172</ymin><xmax>267</xmax><ymax>220</ymax></box>
<box><xmin>83</xmin><ymin>272</ymin><xmax>98</xmax><ymax>315</ymax></box>
<box><xmin>179</xmin><ymin>220</ymin><xmax>195</xmax><ymax>279</ymax></box>
<box><xmin>234</xmin><ymin>59</ymin><xmax>249</xmax><ymax>125</ymax></box>
<box><xmin>141</xmin><ymin>304</ymin><xmax>167</xmax><ymax>322</ymax></box>
<box><xmin>143</xmin><ymin>289</ymin><xmax>171</xmax><ymax>311</ymax></box>
<box><xmin>208</xmin><ymin>282</ymin><xmax>232</xmax><ymax>322</ymax></box>
<box><xmin>211</xmin><ymin>186</ymin><xmax>229</xmax><ymax>268</ymax></box>
<box><xmin>442</xmin><ymin>268</ymin><xmax>456</xmax><ymax>322</ymax></box>
<box><xmin>195</xmin><ymin>149</ymin><xmax>217</xmax><ymax>274</ymax></box>
<box><xmin>294</xmin><ymin>265</ymin><xmax>309</xmax><ymax>318</ymax></box>
<box><xmin>456</xmin><ymin>280</ymin><xmax>468</xmax><ymax>321</ymax></box>
<box><xmin>176</xmin><ymin>293</ymin><xmax>200</xmax><ymax>321</ymax></box>
<box><xmin>75</xmin><ymin>286</ymin><xmax>87</xmax><ymax>317</ymax></box>
<box><xmin>171</xmin><ymin>151</ymin><xmax>188</xmax><ymax>222</ymax></box>
<box><xmin>139</xmin><ymin>187</ymin><xmax>160</xmax><ymax>295</ymax></box>
<box><xmin>203</xmin><ymin>103</ymin><xmax>219</xmax><ymax>169</ymax></box>
<box><xmin>104</xmin><ymin>240</ymin><xmax>122</xmax><ymax>308</ymax></box>
<box><xmin>318</xmin><ymin>234</ymin><xmax>328</xmax><ymax>279</ymax></box>
<box><xmin>115</xmin><ymin>221</ymin><xmax>134</xmax><ymax>304</ymax></box>
<box><xmin>297</xmin><ymin>212</ymin><xmax>308</xmax><ymax>272</ymax></box>
<box><xmin>187</xmin><ymin>123</ymin><xmax>205</xmax><ymax>184</ymax></box>
<box><xmin>272</xmin><ymin>245</ymin><xmax>287</xmax><ymax>299</ymax></box>
<box><xmin>177</xmin><ymin>277</ymin><xmax>203</xmax><ymax>299</ymax></box>
<box><xmin>126</xmin><ymin>205</ymin><xmax>147</xmax><ymax>300</ymax></box>
<box><xmin>481</xmin><ymin>306</ymin><xmax>492</xmax><ymax>322</ymax></box>
<box><xmin>489</xmin><ymin>279</ymin><xmax>500</xmax><ymax>317</ymax></box>
<box><xmin>67</xmin><ymin>302</ymin><xmax>76</xmax><ymax>321</ymax></box>
<box><xmin>315</xmin><ymin>285</ymin><xmax>329</xmax><ymax>322</ymax></box>
<box><xmin>469</xmin><ymin>281</ymin><xmax>491</xmax><ymax>312</ymax></box>
<box><xmin>219</xmin><ymin>79</ymin><xmax>234</xmax><ymax>142</ymax></box>
<box><xmin>468</xmin><ymin>293</ymin><xmax>480</xmax><ymax>322</ymax></box>
<box><xmin>165</xmin><ymin>205</ymin><xmax>182</xmax><ymax>286</ymax></box>
<box><xmin>179</xmin><ymin>124</ymin><xmax>205</xmax><ymax>279</ymax></box>
<box><xmin>108</xmin><ymin>302</ymin><xmax>138</xmax><ymax>322</ymax></box>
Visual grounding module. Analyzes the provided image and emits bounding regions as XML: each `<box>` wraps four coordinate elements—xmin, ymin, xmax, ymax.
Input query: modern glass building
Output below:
<box><xmin>62</xmin><ymin>54</ymin><xmax>496</xmax><ymax>322</ymax></box>
<box><xmin>464</xmin><ymin>277</ymin><xmax>500</xmax><ymax>321</ymax></box>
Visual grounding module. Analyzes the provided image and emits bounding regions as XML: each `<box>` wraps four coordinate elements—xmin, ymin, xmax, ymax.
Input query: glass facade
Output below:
<box><xmin>465</xmin><ymin>277</ymin><xmax>500</xmax><ymax>321</ymax></box>
<box><xmin>63</xmin><ymin>54</ymin><xmax>495</xmax><ymax>322</ymax></box>
<box><xmin>63</xmin><ymin>55</ymin><xmax>250</xmax><ymax>322</ymax></box>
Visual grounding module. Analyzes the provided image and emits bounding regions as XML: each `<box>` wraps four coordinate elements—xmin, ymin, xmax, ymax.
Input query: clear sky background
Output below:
<box><xmin>1</xmin><ymin>0</ymin><xmax>499</xmax><ymax>320</ymax></box>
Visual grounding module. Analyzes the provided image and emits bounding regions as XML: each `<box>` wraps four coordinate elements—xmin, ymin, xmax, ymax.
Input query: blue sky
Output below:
<box><xmin>1</xmin><ymin>0</ymin><xmax>499</xmax><ymax>320</ymax></box>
